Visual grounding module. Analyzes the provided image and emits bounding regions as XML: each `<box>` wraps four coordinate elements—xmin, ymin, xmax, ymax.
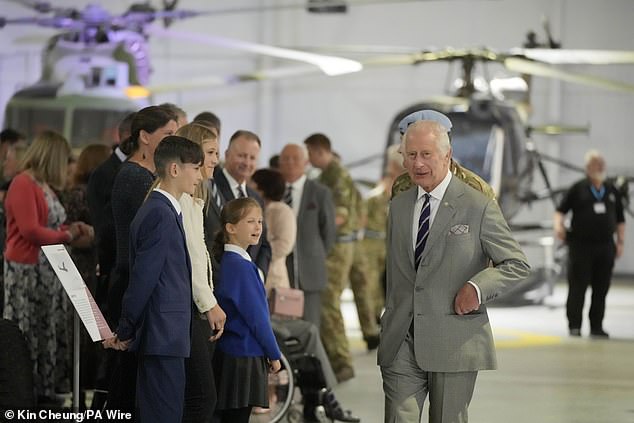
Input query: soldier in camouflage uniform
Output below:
<box><xmin>304</xmin><ymin>133</ymin><xmax>357</xmax><ymax>383</ymax></box>
<box><xmin>361</xmin><ymin>145</ymin><xmax>405</xmax><ymax>324</ymax></box>
<box><xmin>347</xmin><ymin>185</ymin><xmax>381</xmax><ymax>350</ymax></box>
<box><xmin>392</xmin><ymin>110</ymin><xmax>497</xmax><ymax>202</ymax></box>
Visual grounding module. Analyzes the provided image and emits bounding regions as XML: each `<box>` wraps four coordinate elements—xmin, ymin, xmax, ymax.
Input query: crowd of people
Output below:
<box><xmin>0</xmin><ymin>104</ymin><xmax>384</xmax><ymax>422</ymax></box>
<box><xmin>0</xmin><ymin>103</ymin><xmax>625</xmax><ymax>423</ymax></box>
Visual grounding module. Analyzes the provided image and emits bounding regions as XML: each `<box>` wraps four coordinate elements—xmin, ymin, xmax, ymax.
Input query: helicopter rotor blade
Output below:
<box><xmin>2</xmin><ymin>0</ymin><xmax>52</xmax><ymax>14</ymax></box>
<box><xmin>146</xmin><ymin>64</ymin><xmax>329</xmax><ymax>94</ymax></box>
<box><xmin>512</xmin><ymin>48</ymin><xmax>634</xmax><ymax>65</ymax></box>
<box><xmin>528</xmin><ymin>124</ymin><xmax>590</xmax><ymax>136</ymax></box>
<box><xmin>146</xmin><ymin>27</ymin><xmax>363</xmax><ymax>76</ymax></box>
<box><xmin>504</xmin><ymin>57</ymin><xmax>634</xmax><ymax>93</ymax></box>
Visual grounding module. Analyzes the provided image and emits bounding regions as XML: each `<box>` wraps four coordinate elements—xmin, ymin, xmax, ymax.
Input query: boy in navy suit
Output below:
<box><xmin>104</xmin><ymin>136</ymin><xmax>203</xmax><ymax>423</ymax></box>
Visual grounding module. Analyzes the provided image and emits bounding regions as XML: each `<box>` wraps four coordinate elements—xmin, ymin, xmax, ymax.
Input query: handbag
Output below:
<box><xmin>268</xmin><ymin>287</ymin><xmax>304</xmax><ymax>319</ymax></box>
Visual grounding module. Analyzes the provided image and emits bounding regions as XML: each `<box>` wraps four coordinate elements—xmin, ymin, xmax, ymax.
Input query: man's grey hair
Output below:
<box><xmin>281</xmin><ymin>143</ymin><xmax>309</xmax><ymax>160</ymax></box>
<box><xmin>402</xmin><ymin>120</ymin><xmax>451</xmax><ymax>154</ymax></box>
<box><xmin>584</xmin><ymin>149</ymin><xmax>604</xmax><ymax>166</ymax></box>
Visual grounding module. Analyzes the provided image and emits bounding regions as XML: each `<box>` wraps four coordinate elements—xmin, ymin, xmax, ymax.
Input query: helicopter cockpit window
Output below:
<box><xmin>4</xmin><ymin>106</ymin><xmax>64</xmax><ymax>141</ymax></box>
<box><xmin>449</xmin><ymin>117</ymin><xmax>500</xmax><ymax>183</ymax></box>
<box><xmin>71</xmin><ymin>109</ymin><xmax>129</xmax><ymax>147</ymax></box>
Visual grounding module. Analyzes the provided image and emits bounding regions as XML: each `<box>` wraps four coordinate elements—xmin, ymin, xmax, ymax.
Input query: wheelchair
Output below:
<box><xmin>249</xmin><ymin>326</ymin><xmax>331</xmax><ymax>423</ymax></box>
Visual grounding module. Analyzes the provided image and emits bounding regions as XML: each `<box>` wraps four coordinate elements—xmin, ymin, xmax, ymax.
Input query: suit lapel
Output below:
<box><xmin>297</xmin><ymin>179</ymin><xmax>312</xmax><ymax>222</ymax></box>
<box><xmin>398</xmin><ymin>187</ymin><xmax>418</xmax><ymax>269</ymax></box>
<box><xmin>213</xmin><ymin>167</ymin><xmax>234</xmax><ymax>201</ymax></box>
<box><xmin>151</xmin><ymin>191</ymin><xmax>192</xmax><ymax>276</ymax></box>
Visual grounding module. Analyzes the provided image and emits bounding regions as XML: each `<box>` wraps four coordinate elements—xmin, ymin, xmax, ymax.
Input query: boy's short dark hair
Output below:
<box><xmin>0</xmin><ymin>128</ymin><xmax>25</xmax><ymax>144</ymax></box>
<box><xmin>304</xmin><ymin>133</ymin><xmax>331</xmax><ymax>152</ymax></box>
<box><xmin>154</xmin><ymin>135</ymin><xmax>203</xmax><ymax>178</ymax></box>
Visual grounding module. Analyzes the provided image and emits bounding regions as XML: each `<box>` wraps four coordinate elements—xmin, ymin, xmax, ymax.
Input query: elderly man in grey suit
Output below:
<box><xmin>378</xmin><ymin>120</ymin><xmax>530</xmax><ymax>423</ymax></box>
<box><xmin>279</xmin><ymin>143</ymin><xmax>337</xmax><ymax>328</ymax></box>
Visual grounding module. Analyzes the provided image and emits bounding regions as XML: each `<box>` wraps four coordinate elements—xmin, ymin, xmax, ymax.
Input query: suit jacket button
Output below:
<box><xmin>415</xmin><ymin>286</ymin><xmax>423</xmax><ymax>292</ymax></box>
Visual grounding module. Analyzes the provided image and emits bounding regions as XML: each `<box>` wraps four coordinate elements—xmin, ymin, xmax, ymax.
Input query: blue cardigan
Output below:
<box><xmin>216</xmin><ymin>251</ymin><xmax>281</xmax><ymax>360</ymax></box>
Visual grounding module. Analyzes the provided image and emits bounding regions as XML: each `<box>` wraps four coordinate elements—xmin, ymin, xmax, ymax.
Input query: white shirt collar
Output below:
<box><xmin>224</xmin><ymin>244</ymin><xmax>251</xmax><ymax>261</ymax></box>
<box><xmin>154</xmin><ymin>188</ymin><xmax>182</xmax><ymax>215</ymax></box>
<box><xmin>114</xmin><ymin>146</ymin><xmax>127</xmax><ymax>162</ymax></box>
<box><xmin>417</xmin><ymin>170</ymin><xmax>452</xmax><ymax>202</ymax></box>
<box><xmin>288</xmin><ymin>174</ymin><xmax>307</xmax><ymax>190</ymax></box>
<box><xmin>222</xmin><ymin>167</ymin><xmax>247</xmax><ymax>197</ymax></box>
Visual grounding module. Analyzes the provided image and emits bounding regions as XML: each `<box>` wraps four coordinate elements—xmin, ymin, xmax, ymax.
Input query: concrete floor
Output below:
<box><xmin>333</xmin><ymin>279</ymin><xmax>634</xmax><ymax>423</ymax></box>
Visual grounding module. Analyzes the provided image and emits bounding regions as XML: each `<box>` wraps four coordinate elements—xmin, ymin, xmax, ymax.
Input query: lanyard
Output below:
<box><xmin>590</xmin><ymin>185</ymin><xmax>605</xmax><ymax>201</ymax></box>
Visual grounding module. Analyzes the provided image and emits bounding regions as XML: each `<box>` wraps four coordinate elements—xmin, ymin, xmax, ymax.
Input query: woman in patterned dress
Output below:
<box><xmin>3</xmin><ymin>131</ymin><xmax>91</xmax><ymax>404</ymax></box>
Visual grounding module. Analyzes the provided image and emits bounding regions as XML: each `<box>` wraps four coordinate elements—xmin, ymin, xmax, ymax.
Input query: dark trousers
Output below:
<box><xmin>137</xmin><ymin>355</ymin><xmax>186</xmax><ymax>423</ymax></box>
<box><xmin>105</xmin><ymin>351</ymin><xmax>137</xmax><ymax>419</ymax></box>
<box><xmin>567</xmin><ymin>242</ymin><xmax>616</xmax><ymax>330</ymax></box>
<box><xmin>183</xmin><ymin>315</ymin><xmax>217</xmax><ymax>423</ymax></box>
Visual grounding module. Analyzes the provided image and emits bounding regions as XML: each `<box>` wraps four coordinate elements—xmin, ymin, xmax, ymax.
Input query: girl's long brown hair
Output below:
<box><xmin>211</xmin><ymin>197</ymin><xmax>261</xmax><ymax>264</ymax></box>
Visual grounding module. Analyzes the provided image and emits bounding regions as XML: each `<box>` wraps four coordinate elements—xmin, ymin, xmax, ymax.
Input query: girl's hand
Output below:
<box><xmin>268</xmin><ymin>359</ymin><xmax>281</xmax><ymax>373</ymax></box>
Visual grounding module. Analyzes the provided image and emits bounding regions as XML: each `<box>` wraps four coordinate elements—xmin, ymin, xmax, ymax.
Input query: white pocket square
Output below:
<box><xmin>449</xmin><ymin>224</ymin><xmax>469</xmax><ymax>235</ymax></box>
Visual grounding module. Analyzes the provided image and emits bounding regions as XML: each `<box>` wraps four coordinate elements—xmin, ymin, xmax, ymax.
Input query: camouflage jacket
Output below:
<box><xmin>318</xmin><ymin>160</ymin><xmax>356</xmax><ymax>236</ymax></box>
<box><xmin>391</xmin><ymin>160</ymin><xmax>496</xmax><ymax>201</ymax></box>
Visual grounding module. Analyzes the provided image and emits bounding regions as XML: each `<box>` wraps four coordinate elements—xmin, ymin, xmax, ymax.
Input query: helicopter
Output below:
<box><xmin>0</xmin><ymin>0</ymin><xmax>366</xmax><ymax>146</ymax></box>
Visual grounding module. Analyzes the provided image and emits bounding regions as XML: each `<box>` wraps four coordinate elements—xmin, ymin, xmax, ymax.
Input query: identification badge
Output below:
<box><xmin>594</xmin><ymin>202</ymin><xmax>606</xmax><ymax>214</ymax></box>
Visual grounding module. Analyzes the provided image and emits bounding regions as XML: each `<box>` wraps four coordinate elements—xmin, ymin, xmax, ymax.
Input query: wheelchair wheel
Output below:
<box><xmin>249</xmin><ymin>352</ymin><xmax>295</xmax><ymax>423</ymax></box>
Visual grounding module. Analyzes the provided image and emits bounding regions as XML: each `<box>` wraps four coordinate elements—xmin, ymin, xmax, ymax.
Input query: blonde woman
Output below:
<box><xmin>175</xmin><ymin>122</ymin><xmax>226</xmax><ymax>422</ymax></box>
<box><xmin>3</xmin><ymin>130</ymin><xmax>91</xmax><ymax>404</ymax></box>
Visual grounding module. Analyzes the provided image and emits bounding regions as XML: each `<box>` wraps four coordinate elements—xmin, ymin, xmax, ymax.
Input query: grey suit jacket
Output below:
<box><xmin>290</xmin><ymin>179</ymin><xmax>337</xmax><ymax>292</ymax></box>
<box><xmin>377</xmin><ymin>177</ymin><xmax>530</xmax><ymax>372</ymax></box>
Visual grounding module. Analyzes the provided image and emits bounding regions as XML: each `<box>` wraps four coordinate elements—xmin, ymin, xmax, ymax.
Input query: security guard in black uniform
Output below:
<box><xmin>554</xmin><ymin>150</ymin><xmax>626</xmax><ymax>338</ymax></box>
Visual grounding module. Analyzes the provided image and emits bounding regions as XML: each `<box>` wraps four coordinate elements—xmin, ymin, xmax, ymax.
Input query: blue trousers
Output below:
<box><xmin>137</xmin><ymin>355</ymin><xmax>185</xmax><ymax>423</ymax></box>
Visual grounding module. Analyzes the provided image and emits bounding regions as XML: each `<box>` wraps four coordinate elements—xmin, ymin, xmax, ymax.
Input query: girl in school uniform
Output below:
<box><xmin>212</xmin><ymin>197</ymin><xmax>282</xmax><ymax>422</ymax></box>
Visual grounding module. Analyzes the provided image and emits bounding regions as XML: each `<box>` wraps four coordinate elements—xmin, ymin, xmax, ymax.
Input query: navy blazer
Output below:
<box><xmin>117</xmin><ymin>191</ymin><xmax>192</xmax><ymax>357</ymax></box>
<box><xmin>213</xmin><ymin>167</ymin><xmax>272</xmax><ymax>276</ymax></box>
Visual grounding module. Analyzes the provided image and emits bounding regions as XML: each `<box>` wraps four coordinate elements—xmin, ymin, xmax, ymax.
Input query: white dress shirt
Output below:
<box><xmin>286</xmin><ymin>174</ymin><xmax>307</xmax><ymax>217</ymax></box>
<box><xmin>222</xmin><ymin>168</ymin><xmax>248</xmax><ymax>198</ymax></box>
<box><xmin>410</xmin><ymin>171</ymin><xmax>482</xmax><ymax>303</ymax></box>
<box><xmin>154</xmin><ymin>188</ymin><xmax>182</xmax><ymax>215</ymax></box>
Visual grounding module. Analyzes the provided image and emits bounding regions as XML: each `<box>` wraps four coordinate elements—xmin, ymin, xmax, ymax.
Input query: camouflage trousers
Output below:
<box><xmin>320</xmin><ymin>242</ymin><xmax>354</xmax><ymax>374</ymax></box>
<box><xmin>358</xmin><ymin>238</ymin><xmax>386</xmax><ymax>321</ymax></box>
<box><xmin>349</xmin><ymin>240</ymin><xmax>380</xmax><ymax>340</ymax></box>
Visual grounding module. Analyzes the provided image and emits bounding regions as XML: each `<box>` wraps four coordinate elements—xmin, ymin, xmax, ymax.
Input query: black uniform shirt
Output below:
<box><xmin>557</xmin><ymin>177</ymin><xmax>625</xmax><ymax>244</ymax></box>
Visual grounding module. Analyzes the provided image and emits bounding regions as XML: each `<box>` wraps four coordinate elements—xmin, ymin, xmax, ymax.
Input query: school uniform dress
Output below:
<box><xmin>213</xmin><ymin>244</ymin><xmax>282</xmax><ymax>409</ymax></box>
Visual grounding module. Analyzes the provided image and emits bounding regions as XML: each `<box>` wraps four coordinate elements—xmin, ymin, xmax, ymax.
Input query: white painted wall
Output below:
<box><xmin>1</xmin><ymin>0</ymin><xmax>633</xmax><ymax>272</ymax></box>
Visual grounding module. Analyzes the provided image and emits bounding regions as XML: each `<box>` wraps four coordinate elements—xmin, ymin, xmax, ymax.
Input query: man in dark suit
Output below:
<box><xmin>87</xmin><ymin>112</ymin><xmax>134</xmax><ymax>306</ymax></box>
<box><xmin>278</xmin><ymin>143</ymin><xmax>336</xmax><ymax>328</ymax></box>
<box><xmin>104</xmin><ymin>136</ymin><xmax>202</xmax><ymax>423</ymax></box>
<box><xmin>212</xmin><ymin>129</ymin><xmax>272</xmax><ymax>276</ymax></box>
<box><xmin>379</xmin><ymin>120</ymin><xmax>529</xmax><ymax>423</ymax></box>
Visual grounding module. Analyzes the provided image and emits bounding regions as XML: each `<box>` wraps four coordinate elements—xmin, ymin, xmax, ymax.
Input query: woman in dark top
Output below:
<box><xmin>106</xmin><ymin>105</ymin><xmax>178</xmax><ymax>416</ymax></box>
<box><xmin>61</xmin><ymin>144</ymin><xmax>111</xmax><ymax>290</ymax></box>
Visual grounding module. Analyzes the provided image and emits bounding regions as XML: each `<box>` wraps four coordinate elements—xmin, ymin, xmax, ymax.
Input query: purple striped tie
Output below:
<box><xmin>414</xmin><ymin>194</ymin><xmax>431</xmax><ymax>269</ymax></box>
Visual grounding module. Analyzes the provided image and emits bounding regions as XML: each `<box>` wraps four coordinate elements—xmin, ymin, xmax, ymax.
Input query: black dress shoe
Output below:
<box><xmin>569</xmin><ymin>328</ymin><xmax>581</xmax><ymax>337</ymax></box>
<box><xmin>322</xmin><ymin>389</ymin><xmax>361</xmax><ymax>422</ymax></box>
<box><xmin>590</xmin><ymin>328</ymin><xmax>609</xmax><ymax>338</ymax></box>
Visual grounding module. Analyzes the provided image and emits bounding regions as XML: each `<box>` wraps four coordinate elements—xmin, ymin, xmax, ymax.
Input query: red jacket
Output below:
<box><xmin>4</xmin><ymin>172</ymin><xmax>71</xmax><ymax>264</ymax></box>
